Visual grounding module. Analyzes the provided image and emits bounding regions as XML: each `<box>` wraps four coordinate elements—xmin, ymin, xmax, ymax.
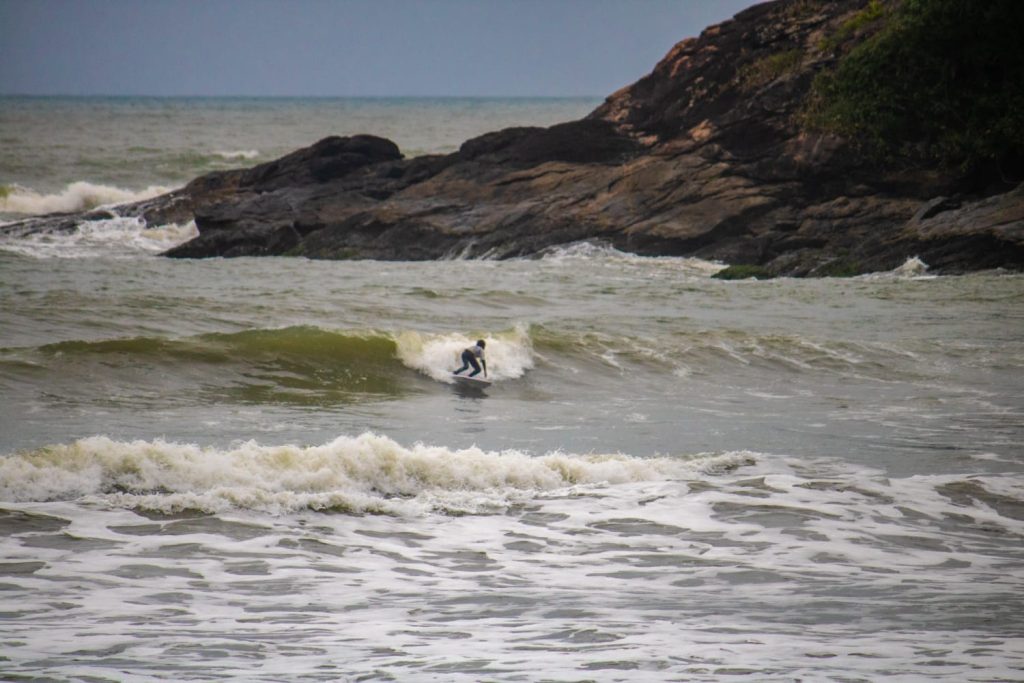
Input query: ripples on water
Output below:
<box><xmin>1</xmin><ymin>96</ymin><xmax>1023</xmax><ymax>678</ymax></box>
<box><xmin>1</xmin><ymin>242</ymin><xmax>1022</xmax><ymax>680</ymax></box>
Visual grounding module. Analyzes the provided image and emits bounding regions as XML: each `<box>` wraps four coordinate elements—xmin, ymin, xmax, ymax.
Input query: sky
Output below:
<box><xmin>0</xmin><ymin>0</ymin><xmax>756</xmax><ymax>97</ymax></box>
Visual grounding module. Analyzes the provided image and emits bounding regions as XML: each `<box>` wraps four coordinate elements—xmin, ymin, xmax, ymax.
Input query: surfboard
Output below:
<box><xmin>453</xmin><ymin>375</ymin><xmax>491</xmax><ymax>388</ymax></box>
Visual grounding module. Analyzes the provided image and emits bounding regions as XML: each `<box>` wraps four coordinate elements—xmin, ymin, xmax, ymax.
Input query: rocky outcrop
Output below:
<box><xmin>5</xmin><ymin>0</ymin><xmax>1023</xmax><ymax>274</ymax></box>
<box><xmin>162</xmin><ymin>119</ymin><xmax>647</xmax><ymax>260</ymax></box>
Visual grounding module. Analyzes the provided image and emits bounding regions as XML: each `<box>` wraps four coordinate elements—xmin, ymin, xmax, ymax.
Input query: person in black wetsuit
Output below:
<box><xmin>453</xmin><ymin>339</ymin><xmax>487</xmax><ymax>378</ymax></box>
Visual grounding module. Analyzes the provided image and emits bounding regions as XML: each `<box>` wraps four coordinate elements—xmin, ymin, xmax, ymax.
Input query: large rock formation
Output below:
<box><xmin>6</xmin><ymin>0</ymin><xmax>1023</xmax><ymax>274</ymax></box>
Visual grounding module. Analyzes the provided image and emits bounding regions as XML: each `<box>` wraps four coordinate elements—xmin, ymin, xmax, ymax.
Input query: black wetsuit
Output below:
<box><xmin>454</xmin><ymin>346</ymin><xmax>484</xmax><ymax>377</ymax></box>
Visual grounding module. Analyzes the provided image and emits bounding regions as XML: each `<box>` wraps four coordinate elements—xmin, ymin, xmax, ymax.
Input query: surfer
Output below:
<box><xmin>453</xmin><ymin>339</ymin><xmax>487</xmax><ymax>378</ymax></box>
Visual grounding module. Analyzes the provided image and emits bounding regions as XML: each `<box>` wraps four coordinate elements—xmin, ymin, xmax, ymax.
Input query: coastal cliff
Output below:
<box><xmin>7</xmin><ymin>0</ymin><xmax>1024</xmax><ymax>275</ymax></box>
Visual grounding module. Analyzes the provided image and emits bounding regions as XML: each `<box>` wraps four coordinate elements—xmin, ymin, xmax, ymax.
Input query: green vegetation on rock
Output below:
<box><xmin>806</xmin><ymin>0</ymin><xmax>1024</xmax><ymax>177</ymax></box>
<box><xmin>712</xmin><ymin>265</ymin><xmax>775</xmax><ymax>280</ymax></box>
<box><xmin>740</xmin><ymin>49</ymin><xmax>804</xmax><ymax>90</ymax></box>
<box><xmin>818</xmin><ymin>0</ymin><xmax>887</xmax><ymax>53</ymax></box>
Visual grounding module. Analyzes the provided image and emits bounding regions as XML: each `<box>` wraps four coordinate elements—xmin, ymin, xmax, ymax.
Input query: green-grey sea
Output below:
<box><xmin>1</xmin><ymin>96</ymin><xmax>1022</xmax><ymax>681</ymax></box>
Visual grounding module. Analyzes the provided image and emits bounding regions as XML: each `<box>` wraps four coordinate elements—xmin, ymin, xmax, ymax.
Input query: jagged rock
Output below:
<box><xmin>4</xmin><ymin>0</ymin><xmax>1022</xmax><ymax>275</ymax></box>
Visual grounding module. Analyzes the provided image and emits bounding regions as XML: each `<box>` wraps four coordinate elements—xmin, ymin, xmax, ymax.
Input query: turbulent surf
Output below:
<box><xmin>1</xmin><ymin>96</ymin><xmax>1022</xmax><ymax>682</ymax></box>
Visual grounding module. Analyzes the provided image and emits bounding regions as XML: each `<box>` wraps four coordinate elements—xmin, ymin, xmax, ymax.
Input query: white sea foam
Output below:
<box><xmin>538</xmin><ymin>240</ymin><xmax>727</xmax><ymax>275</ymax></box>
<box><xmin>539</xmin><ymin>240</ymin><xmax>630</xmax><ymax>260</ymax></box>
<box><xmin>1</xmin><ymin>447</ymin><xmax>1021</xmax><ymax>681</ymax></box>
<box><xmin>393</xmin><ymin>326</ymin><xmax>535</xmax><ymax>382</ymax></box>
<box><xmin>861</xmin><ymin>255</ymin><xmax>932</xmax><ymax>280</ymax></box>
<box><xmin>2</xmin><ymin>449</ymin><xmax>1021</xmax><ymax>681</ymax></box>
<box><xmin>0</xmin><ymin>432</ymin><xmax>756</xmax><ymax>514</ymax></box>
<box><xmin>892</xmin><ymin>255</ymin><xmax>929</xmax><ymax>276</ymax></box>
<box><xmin>0</xmin><ymin>181</ymin><xmax>173</xmax><ymax>216</ymax></box>
<box><xmin>0</xmin><ymin>216</ymin><xmax>198</xmax><ymax>258</ymax></box>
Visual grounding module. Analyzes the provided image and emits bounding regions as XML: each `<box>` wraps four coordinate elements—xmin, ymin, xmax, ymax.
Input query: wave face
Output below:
<box><xmin>0</xmin><ymin>319</ymin><xmax>948</xmax><ymax>414</ymax></box>
<box><xmin>2</xmin><ymin>326</ymin><xmax>538</xmax><ymax>404</ymax></box>
<box><xmin>0</xmin><ymin>432</ymin><xmax>753</xmax><ymax>514</ymax></box>
<box><xmin>15</xmin><ymin>327</ymin><xmax>411</xmax><ymax>405</ymax></box>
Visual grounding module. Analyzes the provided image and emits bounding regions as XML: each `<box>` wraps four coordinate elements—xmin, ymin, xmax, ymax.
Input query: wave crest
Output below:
<box><xmin>0</xmin><ymin>433</ymin><xmax>756</xmax><ymax>515</ymax></box>
<box><xmin>394</xmin><ymin>327</ymin><xmax>534</xmax><ymax>382</ymax></box>
<box><xmin>538</xmin><ymin>240</ymin><xmax>726</xmax><ymax>275</ymax></box>
<box><xmin>213</xmin><ymin>149</ymin><xmax>260</xmax><ymax>160</ymax></box>
<box><xmin>0</xmin><ymin>182</ymin><xmax>173</xmax><ymax>216</ymax></box>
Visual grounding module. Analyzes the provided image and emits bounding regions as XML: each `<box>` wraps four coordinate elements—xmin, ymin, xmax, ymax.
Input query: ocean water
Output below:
<box><xmin>1</xmin><ymin>98</ymin><xmax>1023</xmax><ymax>682</ymax></box>
<box><xmin>0</xmin><ymin>96</ymin><xmax>599</xmax><ymax>218</ymax></box>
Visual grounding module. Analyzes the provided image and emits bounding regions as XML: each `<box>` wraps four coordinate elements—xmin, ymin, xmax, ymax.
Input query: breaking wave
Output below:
<box><xmin>29</xmin><ymin>325</ymin><xmax>534</xmax><ymax>381</ymax></box>
<box><xmin>0</xmin><ymin>322</ymin><xmax>932</xmax><ymax>408</ymax></box>
<box><xmin>0</xmin><ymin>432</ymin><xmax>757</xmax><ymax>515</ymax></box>
<box><xmin>0</xmin><ymin>181</ymin><xmax>173</xmax><ymax>216</ymax></box>
<box><xmin>537</xmin><ymin>240</ymin><xmax>727</xmax><ymax>275</ymax></box>
<box><xmin>0</xmin><ymin>216</ymin><xmax>198</xmax><ymax>258</ymax></box>
<box><xmin>394</xmin><ymin>326</ymin><xmax>534</xmax><ymax>381</ymax></box>
<box><xmin>0</xmin><ymin>326</ymin><xmax>536</xmax><ymax>405</ymax></box>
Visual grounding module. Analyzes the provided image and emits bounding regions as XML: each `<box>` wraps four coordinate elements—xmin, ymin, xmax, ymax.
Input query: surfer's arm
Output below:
<box><xmin>482</xmin><ymin>359</ymin><xmax>488</xmax><ymax>377</ymax></box>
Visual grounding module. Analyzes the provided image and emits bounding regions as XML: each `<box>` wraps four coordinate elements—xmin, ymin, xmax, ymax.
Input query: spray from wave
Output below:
<box><xmin>863</xmin><ymin>255</ymin><xmax>931</xmax><ymax>279</ymax></box>
<box><xmin>0</xmin><ymin>216</ymin><xmax>198</xmax><ymax>258</ymax></box>
<box><xmin>0</xmin><ymin>181</ymin><xmax>173</xmax><ymax>216</ymax></box>
<box><xmin>538</xmin><ymin>240</ymin><xmax>727</xmax><ymax>276</ymax></box>
<box><xmin>0</xmin><ymin>433</ymin><xmax>757</xmax><ymax>515</ymax></box>
<box><xmin>394</xmin><ymin>326</ymin><xmax>534</xmax><ymax>382</ymax></box>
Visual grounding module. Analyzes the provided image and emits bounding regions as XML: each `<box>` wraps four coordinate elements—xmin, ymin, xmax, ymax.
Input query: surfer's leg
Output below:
<box><xmin>454</xmin><ymin>351</ymin><xmax>472</xmax><ymax>375</ymax></box>
<box><xmin>468</xmin><ymin>357</ymin><xmax>482</xmax><ymax>377</ymax></box>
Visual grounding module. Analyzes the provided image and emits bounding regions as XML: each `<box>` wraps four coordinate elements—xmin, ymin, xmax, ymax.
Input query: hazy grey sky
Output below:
<box><xmin>0</xmin><ymin>0</ymin><xmax>756</xmax><ymax>97</ymax></box>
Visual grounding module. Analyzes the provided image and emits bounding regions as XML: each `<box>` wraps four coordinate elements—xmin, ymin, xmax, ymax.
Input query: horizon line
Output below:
<box><xmin>0</xmin><ymin>93</ymin><xmax>607</xmax><ymax>101</ymax></box>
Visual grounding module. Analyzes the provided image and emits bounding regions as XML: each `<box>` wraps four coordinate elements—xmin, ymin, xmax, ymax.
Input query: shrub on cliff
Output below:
<box><xmin>807</xmin><ymin>0</ymin><xmax>1024</xmax><ymax>181</ymax></box>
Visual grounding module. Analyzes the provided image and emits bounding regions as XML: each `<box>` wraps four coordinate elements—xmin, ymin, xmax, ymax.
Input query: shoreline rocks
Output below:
<box><xmin>4</xmin><ymin>0</ymin><xmax>1023</xmax><ymax>275</ymax></box>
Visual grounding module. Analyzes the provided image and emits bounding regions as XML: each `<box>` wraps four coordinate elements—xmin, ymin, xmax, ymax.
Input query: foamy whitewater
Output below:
<box><xmin>1</xmin><ymin>97</ymin><xmax>1022</xmax><ymax>682</ymax></box>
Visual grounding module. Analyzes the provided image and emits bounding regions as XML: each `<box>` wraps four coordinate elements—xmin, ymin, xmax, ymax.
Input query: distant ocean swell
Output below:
<box><xmin>0</xmin><ymin>432</ymin><xmax>757</xmax><ymax>514</ymax></box>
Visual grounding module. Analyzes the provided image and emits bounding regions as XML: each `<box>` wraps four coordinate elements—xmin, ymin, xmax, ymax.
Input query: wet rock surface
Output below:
<box><xmin>6</xmin><ymin>0</ymin><xmax>1022</xmax><ymax>275</ymax></box>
